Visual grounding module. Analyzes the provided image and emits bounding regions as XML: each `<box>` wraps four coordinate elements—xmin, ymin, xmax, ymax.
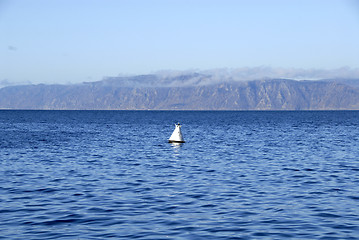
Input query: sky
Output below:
<box><xmin>1</xmin><ymin>0</ymin><xmax>359</xmax><ymax>85</ymax></box>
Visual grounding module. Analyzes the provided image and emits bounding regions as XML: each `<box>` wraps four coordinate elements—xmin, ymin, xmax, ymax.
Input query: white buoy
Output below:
<box><xmin>168</xmin><ymin>123</ymin><xmax>185</xmax><ymax>143</ymax></box>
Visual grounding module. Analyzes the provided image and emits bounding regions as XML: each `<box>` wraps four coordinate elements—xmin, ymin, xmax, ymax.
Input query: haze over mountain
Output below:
<box><xmin>1</xmin><ymin>70</ymin><xmax>359</xmax><ymax>110</ymax></box>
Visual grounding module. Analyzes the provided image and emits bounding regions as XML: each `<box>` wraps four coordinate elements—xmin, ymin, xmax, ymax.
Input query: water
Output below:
<box><xmin>1</xmin><ymin>110</ymin><xmax>359</xmax><ymax>239</ymax></box>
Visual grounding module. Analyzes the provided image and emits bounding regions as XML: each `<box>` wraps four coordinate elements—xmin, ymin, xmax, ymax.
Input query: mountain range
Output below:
<box><xmin>1</xmin><ymin>73</ymin><xmax>359</xmax><ymax>110</ymax></box>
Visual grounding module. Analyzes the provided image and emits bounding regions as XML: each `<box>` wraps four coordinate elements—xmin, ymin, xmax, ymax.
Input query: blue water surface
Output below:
<box><xmin>1</xmin><ymin>110</ymin><xmax>359</xmax><ymax>239</ymax></box>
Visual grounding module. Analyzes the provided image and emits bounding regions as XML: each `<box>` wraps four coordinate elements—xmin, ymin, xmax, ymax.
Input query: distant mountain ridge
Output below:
<box><xmin>1</xmin><ymin>74</ymin><xmax>359</xmax><ymax>110</ymax></box>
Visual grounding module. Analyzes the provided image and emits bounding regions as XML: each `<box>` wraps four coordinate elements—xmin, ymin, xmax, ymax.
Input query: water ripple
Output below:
<box><xmin>1</xmin><ymin>111</ymin><xmax>359</xmax><ymax>239</ymax></box>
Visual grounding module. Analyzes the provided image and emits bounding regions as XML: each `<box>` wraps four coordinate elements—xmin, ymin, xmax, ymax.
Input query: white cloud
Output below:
<box><xmin>151</xmin><ymin>66</ymin><xmax>359</xmax><ymax>86</ymax></box>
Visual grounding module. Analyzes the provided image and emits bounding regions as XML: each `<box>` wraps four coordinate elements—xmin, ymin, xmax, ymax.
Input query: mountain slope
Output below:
<box><xmin>1</xmin><ymin>78</ymin><xmax>359</xmax><ymax>110</ymax></box>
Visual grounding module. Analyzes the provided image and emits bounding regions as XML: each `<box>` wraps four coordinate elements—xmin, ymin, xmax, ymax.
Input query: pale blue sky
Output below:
<box><xmin>1</xmin><ymin>0</ymin><xmax>359</xmax><ymax>84</ymax></box>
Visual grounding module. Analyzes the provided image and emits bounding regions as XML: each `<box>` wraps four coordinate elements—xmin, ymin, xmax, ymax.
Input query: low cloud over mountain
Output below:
<box><xmin>96</xmin><ymin>67</ymin><xmax>359</xmax><ymax>88</ymax></box>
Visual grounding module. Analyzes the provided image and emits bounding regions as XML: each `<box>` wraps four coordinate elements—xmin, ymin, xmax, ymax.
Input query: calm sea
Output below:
<box><xmin>1</xmin><ymin>110</ymin><xmax>359</xmax><ymax>239</ymax></box>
